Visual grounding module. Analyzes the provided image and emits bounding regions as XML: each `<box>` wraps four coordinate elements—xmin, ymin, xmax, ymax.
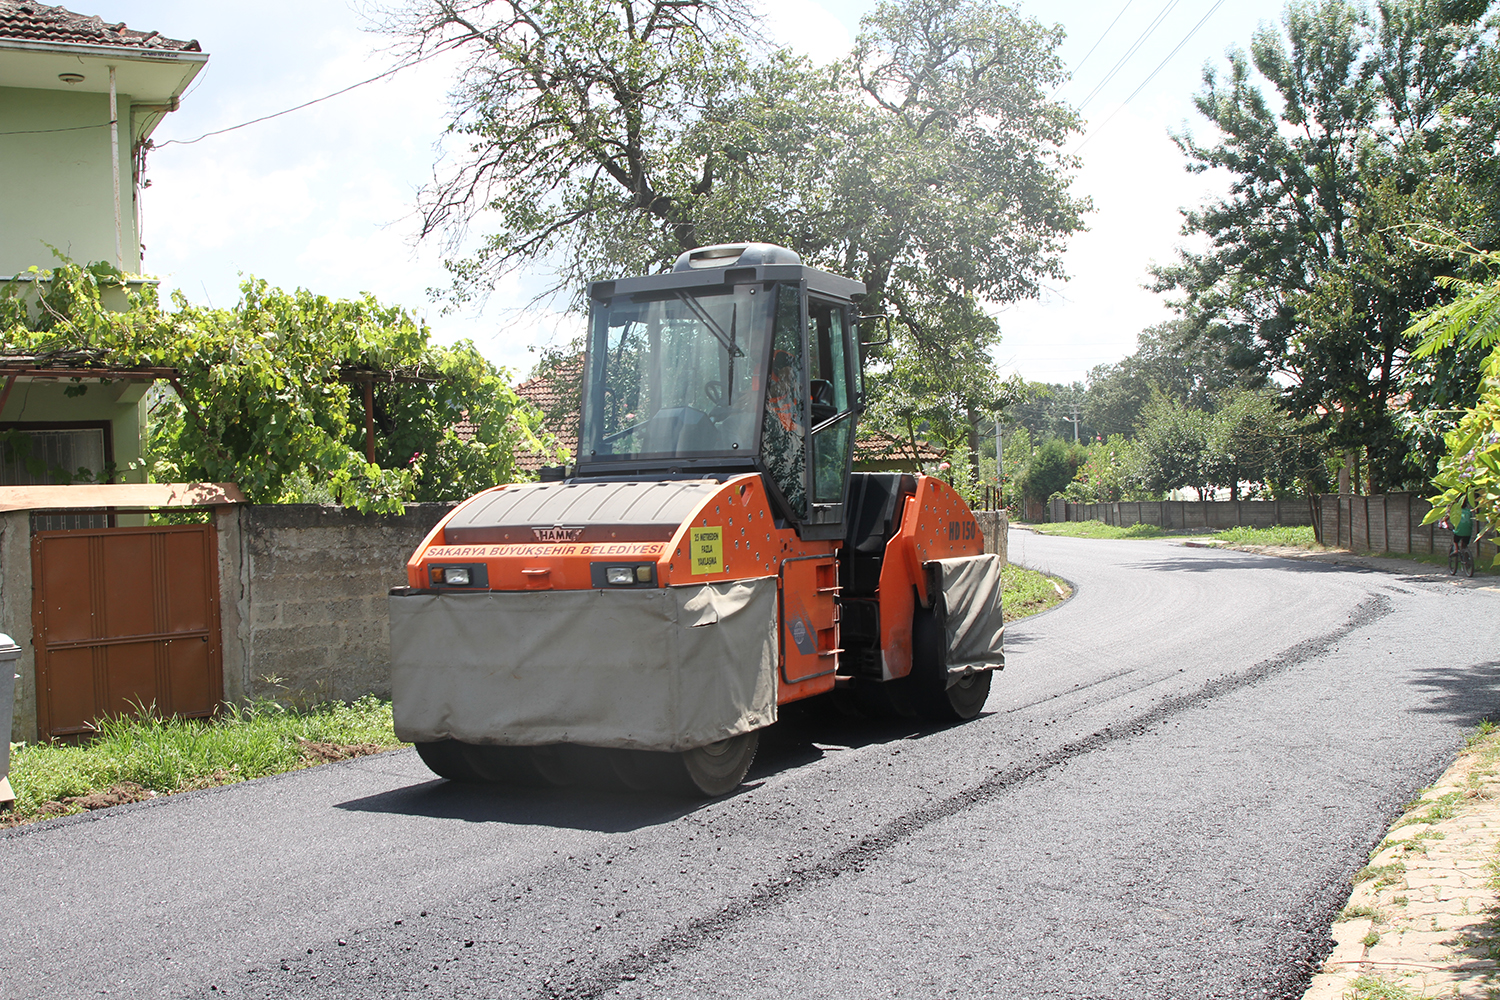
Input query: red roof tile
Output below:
<box><xmin>513</xmin><ymin>359</ymin><xmax>580</xmax><ymax>471</ymax></box>
<box><xmin>853</xmin><ymin>429</ymin><xmax>945</xmax><ymax>465</ymax></box>
<box><xmin>0</xmin><ymin>2</ymin><xmax>200</xmax><ymax>51</ymax></box>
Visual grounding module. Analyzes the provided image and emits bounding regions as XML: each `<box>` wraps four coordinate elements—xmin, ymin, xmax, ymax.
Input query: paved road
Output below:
<box><xmin>4</xmin><ymin>531</ymin><xmax>1498</xmax><ymax>1000</ymax></box>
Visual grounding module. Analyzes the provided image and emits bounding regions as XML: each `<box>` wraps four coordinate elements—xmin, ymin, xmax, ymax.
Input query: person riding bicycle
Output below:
<box><xmin>1443</xmin><ymin>502</ymin><xmax>1474</xmax><ymax>558</ymax></box>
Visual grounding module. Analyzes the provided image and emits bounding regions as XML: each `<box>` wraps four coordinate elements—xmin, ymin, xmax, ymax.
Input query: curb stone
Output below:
<box><xmin>1302</xmin><ymin>731</ymin><xmax>1500</xmax><ymax>1000</ymax></box>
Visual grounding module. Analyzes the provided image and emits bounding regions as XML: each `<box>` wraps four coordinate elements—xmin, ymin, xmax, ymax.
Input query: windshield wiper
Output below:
<box><xmin>676</xmin><ymin>293</ymin><xmax>744</xmax><ymax>358</ymax></box>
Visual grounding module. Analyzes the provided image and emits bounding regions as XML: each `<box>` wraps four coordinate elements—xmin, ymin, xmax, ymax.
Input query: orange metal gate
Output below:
<box><xmin>31</xmin><ymin>523</ymin><xmax>223</xmax><ymax>739</ymax></box>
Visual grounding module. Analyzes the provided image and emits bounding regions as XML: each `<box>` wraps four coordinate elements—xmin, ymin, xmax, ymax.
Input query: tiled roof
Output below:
<box><xmin>513</xmin><ymin>359</ymin><xmax>581</xmax><ymax>472</ymax></box>
<box><xmin>515</xmin><ymin>360</ymin><xmax>579</xmax><ymax>416</ymax></box>
<box><xmin>0</xmin><ymin>2</ymin><xmax>200</xmax><ymax>51</ymax></box>
<box><xmin>853</xmin><ymin>429</ymin><xmax>945</xmax><ymax>465</ymax></box>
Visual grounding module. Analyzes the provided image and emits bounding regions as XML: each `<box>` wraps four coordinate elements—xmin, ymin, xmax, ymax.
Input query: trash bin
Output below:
<box><xmin>0</xmin><ymin>633</ymin><xmax>20</xmax><ymax>808</ymax></box>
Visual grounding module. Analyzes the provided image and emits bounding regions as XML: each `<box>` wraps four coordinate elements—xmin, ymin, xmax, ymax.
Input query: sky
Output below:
<box><xmin>89</xmin><ymin>0</ymin><xmax>1292</xmax><ymax>386</ymax></box>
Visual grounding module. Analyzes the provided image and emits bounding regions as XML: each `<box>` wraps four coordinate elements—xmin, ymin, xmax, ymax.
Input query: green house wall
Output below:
<box><xmin>0</xmin><ymin>84</ymin><xmax>141</xmax><ymax>277</ymax></box>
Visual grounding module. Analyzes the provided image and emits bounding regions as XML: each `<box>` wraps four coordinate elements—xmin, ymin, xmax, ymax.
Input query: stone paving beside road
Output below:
<box><xmin>1302</xmin><ymin>729</ymin><xmax>1500</xmax><ymax>999</ymax></box>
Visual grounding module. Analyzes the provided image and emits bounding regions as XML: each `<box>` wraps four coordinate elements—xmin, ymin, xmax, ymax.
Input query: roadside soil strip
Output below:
<box><xmin>1304</xmin><ymin>732</ymin><xmax>1500</xmax><ymax>999</ymax></box>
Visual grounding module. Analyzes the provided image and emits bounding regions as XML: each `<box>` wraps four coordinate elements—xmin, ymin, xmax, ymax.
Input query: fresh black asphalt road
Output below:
<box><xmin>4</xmin><ymin>530</ymin><xmax>1498</xmax><ymax>999</ymax></box>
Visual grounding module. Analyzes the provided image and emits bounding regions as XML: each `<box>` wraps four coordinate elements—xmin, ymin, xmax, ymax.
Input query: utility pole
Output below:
<box><xmin>994</xmin><ymin>411</ymin><xmax>1004</xmax><ymax>508</ymax></box>
<box><xmin>1061</xmin><ymin>403</ymin><xmax>1081</xmax><ymax>443</ymax></box>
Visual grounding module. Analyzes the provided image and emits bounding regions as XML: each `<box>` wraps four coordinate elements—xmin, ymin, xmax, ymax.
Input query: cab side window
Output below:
<box><xmin>761</xmin><ymin>284</ymin><xmax>807</xmax><ymax>518</ymax></box>
<box><xmin>808</xmin><ymin>299</ymin><xmax>854</xmax><ymax>504</ymax></box>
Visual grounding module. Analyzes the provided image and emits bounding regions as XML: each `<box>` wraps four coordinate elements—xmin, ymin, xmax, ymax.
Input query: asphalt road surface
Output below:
<box><xmin>4</xmin><ymin>530</ymin><xmax>1498</xmax><ymax>1000</ymax></box>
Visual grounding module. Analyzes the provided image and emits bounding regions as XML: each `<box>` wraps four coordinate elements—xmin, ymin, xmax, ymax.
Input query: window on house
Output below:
<box><xmin>2</xmin><ymin>426</ymin><xmax>114</xmax><ymax>530</ymax></box>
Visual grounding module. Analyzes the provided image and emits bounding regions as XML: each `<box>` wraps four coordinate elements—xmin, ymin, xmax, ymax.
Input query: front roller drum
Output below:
<box><xmin>415</xmin><ymin>734</ymin><xmax>759</xmax><ymax>797</ymax></box>
<box><xmin>413</xmin><ymin>741</ymin><xmax>578</xmax><ymax>787</ymax></box>
<box><xmin>612</xmin><ymin>731</ymin><xmax>760</xmax><ymax>797</ymax></box>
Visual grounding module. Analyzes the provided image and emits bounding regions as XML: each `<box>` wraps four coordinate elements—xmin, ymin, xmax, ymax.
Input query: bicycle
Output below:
<box><xmin>1450</xmin><ymin>538</ymin><xmax>1474</xmax><ymax>577</ymax></box>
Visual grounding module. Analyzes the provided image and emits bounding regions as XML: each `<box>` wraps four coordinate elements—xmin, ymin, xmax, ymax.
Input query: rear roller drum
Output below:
<box><xmin>908</xmin><ymin>607</ymin><xmax>991</xmax><ymax>722</ymax></box>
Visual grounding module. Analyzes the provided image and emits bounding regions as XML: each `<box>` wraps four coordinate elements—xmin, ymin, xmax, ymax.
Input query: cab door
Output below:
<box><xmin>805</xmin><ymin>296</ymin><xmax>857</xmax><ymax>533</ymax></box>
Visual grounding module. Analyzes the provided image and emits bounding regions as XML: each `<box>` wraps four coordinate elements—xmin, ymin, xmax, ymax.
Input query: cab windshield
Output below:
<box><xmin>581</xmin><ymin>285</ymin><xmax>775</xmax><ymax>462</ymax></box>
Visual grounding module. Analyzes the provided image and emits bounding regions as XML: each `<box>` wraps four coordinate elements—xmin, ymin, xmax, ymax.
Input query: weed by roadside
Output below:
<box><xmin>1344</xmin><ymin>975</ymin><xmax>1423</xmax><ymax>1000</ymax></box>
<box><xmin>1027</xmin><ymin>519</ymin><xmax>1166</xmax><ymax>540</ymax></box>
<box><xmin>1002</xmin><ymin>563</ymin><xmax>1070</xmax><ymax>620</ymax></box>
<box><xmin>4</xmin><ymin>696</ymin><xmax>400</xmax><ymax>827</ymax></box>
<box><xmin>1210</xmin><ymin>525</ymin><xmax>1320</xmax><ymax>549</ymax></box>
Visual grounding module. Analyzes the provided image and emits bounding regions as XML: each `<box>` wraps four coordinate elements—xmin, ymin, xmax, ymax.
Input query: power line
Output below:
<box><xmin>0</xmin><ymin>121</ymin><xmax>111</xmax><ymax>136</ymax></box>
<box><xmin>154</xmin><ymin>45</ymin><xmax>452</xmax><ymax>149</ymax></box>
<box><xmin>1074</xmin><ymin>0</ymin><xmax>1231</xmax><ymax>153</ymax></box>
<box><xmin>1059</xmin><ymin>0</ymin><xmax>1137</xmax><ymax>89</ymax></box>
<box><xmin>1075</xmin><ymin>0</ymin><xmax>1182</xmax><ymax>113</ymax></box>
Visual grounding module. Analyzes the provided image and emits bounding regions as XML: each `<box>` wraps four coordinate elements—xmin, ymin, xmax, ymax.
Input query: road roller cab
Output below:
<box><xmin>390</xmin><ymin>244</ymin><xmax>1006</xmax><ymax>796</ymax></box>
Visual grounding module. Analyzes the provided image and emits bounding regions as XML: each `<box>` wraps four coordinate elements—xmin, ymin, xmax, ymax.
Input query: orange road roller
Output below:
<box><xmin>390</xmin><ymin>243</ymin><xmax>1005</xmax><ymax>796</ymax></box>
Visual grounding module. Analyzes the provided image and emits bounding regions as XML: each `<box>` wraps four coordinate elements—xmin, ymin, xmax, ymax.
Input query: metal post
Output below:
<box><xmin>363</xmin><ymin>376</ymin><xmax>376</xmax><ymax>464</ymax></box>
<box><xmin>994</xmin><ymin>412</ymin><xmax>1003</xmax><ymax>508</ymax></box>
<box><xmin>109</xmin><ymin>65</ymin><xmax>123</xmax><ymax>270</ymax></box>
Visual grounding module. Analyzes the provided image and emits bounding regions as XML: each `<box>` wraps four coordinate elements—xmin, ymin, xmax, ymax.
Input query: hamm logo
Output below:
<box><xmin>532</xmin><ymin>525</ymin><xmax>585</xmax><ymax>542</ymax></box>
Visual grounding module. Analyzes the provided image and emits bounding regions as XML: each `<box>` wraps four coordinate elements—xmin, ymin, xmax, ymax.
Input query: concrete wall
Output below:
<box><xmin>0</xmin><ymin>85</ymin><xmax>140</xmax><ymax>276</ymax></box>
<box><xmin>975</xmin><ymin>510</ymin><xmax>1009</xmax><ymax>565</ymax></box>
<box><xmin>1</xmin><ymin>512</ymin><xmax>36</xmax><ymax>743</ymax></box>
<box><xmin>1059</xmin><ymin>498</ymin><xmax>1317</xmax><ymax>530</ymax></box>
<box><xmin>1315</xmin><ymin>493</ymin><xmax>1498</xmax><ymax>562</ymax></box>
<box><xmin>218</xmin><ymin>504</ymin><xmax>453</xmax><ymax>706</ymax></box>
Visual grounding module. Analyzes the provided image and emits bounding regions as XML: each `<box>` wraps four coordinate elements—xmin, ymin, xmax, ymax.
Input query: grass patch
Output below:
<box><xmin>1210</xmin><ymin>525</ymin><xmax>1320</xmax><ymax>549</ymax></box>
<box><xmin>1400</xmin><ymin>790</ymin><xmax>1465</xmax><ymax>826</ymax></box>
<box><xmin>1001</xmin><ymin>563</ymin><xmax>1070</xmax><ymax>621</ymax></box>
<box><xmin>1346</xmin><ymin>975</ymin><xmax>1421</xmax><ymax>1000</ymax></box>
<box><xmin>1339</xmin><ymin>903</ymin><xmax>1383</xmax><ymax>922</ymax></box>
<box><xmin>4</xmin><ymin>696</ymin><xmax>401</xmax><ymax>827</ymax></box>
<box><xmin>1028</xmin><ymin>519</ymin><xmax>1165</xmax><ymax>540</ymax></box>
<box><xmin>1354</xmin><ymin>861</ymin><xmax>1408</xmax><ymax>889</ymax></box>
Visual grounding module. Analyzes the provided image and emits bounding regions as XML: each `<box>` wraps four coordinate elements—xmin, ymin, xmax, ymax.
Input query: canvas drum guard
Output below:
<box><xmin>929</xmin><ymin>553</ymin><xmax>1006</xmax><ymax>685</ymax></box>
<box><xmin>390</xmin><ymin>577</ymin><xmax>778</xmax><ymax>752</ymax></box>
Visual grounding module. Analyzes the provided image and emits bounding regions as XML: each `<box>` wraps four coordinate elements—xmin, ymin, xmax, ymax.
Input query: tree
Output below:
<box><xmin>1007</xmin><ymin>380</ymin><xmax>1090</xmax><ymax>442</ymax></box>
<box><xmin>1131</xmin><ymin>392</ymin><xmax>1210</xmax><ymax>498</ymax></box>
<box><xmin>1018</xmin><ymin>437</ymin><xmax>1081</xmax><ymax>504</ymax></box>
<box><xmin>1061</xmin><ymin>436</ymin><xmax>1141</xmax><ymax>503</ymax></box>
<box><xmin>1</xmin><ymin>261</ymin><xmax>548</xmax><ymax>510</ymax></box>
<box><xmin>1084</xmin><ymin>319</ymin><xmax>1250</xmax><ymax>438</ymax></box>
<box><xmin>1408</xmin><ymin>246</ymin><xmax>1500</xmax><ymax>553</ymax></box>
<box><xmin>1153</xmin><ymin>0</ymin><xmax>1498</xmax><ymax>492</ymax></box>
<box><xmin>1201</xmin><ymin>387</ymin><xmax>1328</xmax><ymax>499</ymax></box>
<box><xmin>389</xmin><ymin>0</ymin><xmax>1089</xmax><ymax>478</ymax></box>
